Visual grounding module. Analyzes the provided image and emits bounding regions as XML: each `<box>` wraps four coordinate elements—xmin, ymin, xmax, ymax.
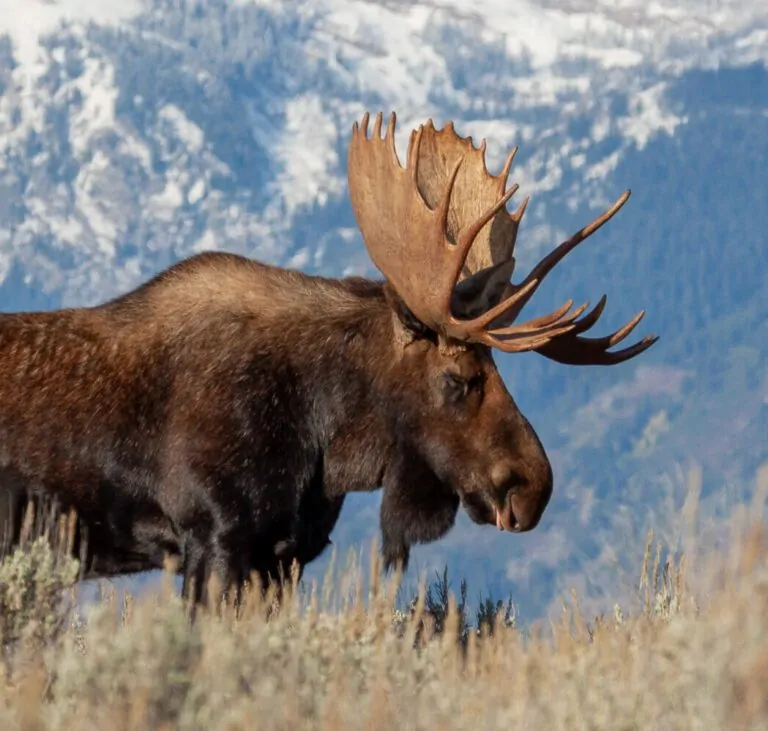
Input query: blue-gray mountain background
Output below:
<box><xmin>1</xmin><ymin>0</ymin><xmax>766</xmax><ymax>621</ymax></box>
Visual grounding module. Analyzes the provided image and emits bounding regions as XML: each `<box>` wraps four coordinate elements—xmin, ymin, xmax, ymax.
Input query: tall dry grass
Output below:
<box><xmin>1</xmin><ymin>470</ymin><xmax>768</xmax><ymax>730</ymax></box>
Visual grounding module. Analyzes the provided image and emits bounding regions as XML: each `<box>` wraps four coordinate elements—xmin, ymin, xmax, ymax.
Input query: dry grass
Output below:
<box><xmin>2</xmin><ymin>481</ymin><xmax>768</xmax><ymax>730</ymax></box>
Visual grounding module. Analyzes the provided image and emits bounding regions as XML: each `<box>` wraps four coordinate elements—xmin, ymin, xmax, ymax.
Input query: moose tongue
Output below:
<box><xmin>495</xmin><ymin>504</ymin><xmax>514</xmax><ymax>532</ymax></box>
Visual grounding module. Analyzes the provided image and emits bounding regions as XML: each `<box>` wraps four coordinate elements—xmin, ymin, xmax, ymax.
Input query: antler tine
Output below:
<box><xmin>442</xmin><ymin>182</ymin><xmax>522</xmax><ymax>316</ymax></box>
<box><xmin>495</xmin><ymin>298</ymin><xmax>576</xmax><ymax>333</ymax></box>
<box><xmin>534</xmin><ymin>297</ymin><xmax>659</xmax><ymax>365</ymax></box>
<box><xmin>433</xmin><ymin>182</ymin><xmax>652</xmax><ymax>353</ymax></box>
<box><xmin>538</xmin><ymin>330</ymin><xmax>660</xmax><ymax>365</ymax></box>
<box><xmin>498</xmin><ymin>146</ymin><xmax>518</xmax><ymax>196</ymax></box>
<box><xmin>495</xmin><ymin>191</ymin><xmax>632</xmax><ymax>326</ymax></box>
<box><xmin>512</xmin><ymin>196</ymin><xmax>529</xmax><ymax>223</ymax></box>
<box><xmin>386</xmin><ymin>113</ymin><xmax>398</xmax><ymax>162</ymax></box>
<box><xmin>567</xmin><ymin>294</ymin><xmax>608</xmax><ymax>335</ymax></box>
<box><xmin>500</xmin><ymin>197</ymin><xmax>659</xmax><ymax>365</ymax></box>
<box><xmin>476</xmin><ymin>300</ymin><xmax>594</xmax><ymax>353</ymax></box>
<box><xmin>489</xmin><ymin>299</ymin><xmax>590</xmax><ymax>338</ymax></box>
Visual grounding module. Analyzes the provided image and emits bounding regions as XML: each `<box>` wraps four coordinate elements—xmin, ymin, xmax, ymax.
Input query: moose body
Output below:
<box><xmin>0</xmin><ymin>256</ymin><xmax>440</xmax><ymax>589</ymax></box>
<box><xmin>0</xmin><ymin>113</ymin><xmax>657</xmax><ymax>605</ymax></box>
<box><xmin>0</xmin><ymin>252</ymin><xmax>549</xmax><ymax>597</ymax></box>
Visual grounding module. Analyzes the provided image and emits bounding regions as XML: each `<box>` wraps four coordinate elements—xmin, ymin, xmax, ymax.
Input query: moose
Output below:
<box><xmin>0</xmin><ymin>111</ymin><xmax>657</xmax><ymax>606</ymax></box>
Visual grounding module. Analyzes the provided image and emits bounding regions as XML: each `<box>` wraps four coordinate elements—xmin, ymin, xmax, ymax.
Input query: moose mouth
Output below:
<box><xmin>459</xmin><ymin>492</ymin><xmax>523</xmax><ymax>532</ymax></box>
<box><xmin>495</xmin><ymin>498</ymin><xmax>521</xmax><ymax>533</ymax></box>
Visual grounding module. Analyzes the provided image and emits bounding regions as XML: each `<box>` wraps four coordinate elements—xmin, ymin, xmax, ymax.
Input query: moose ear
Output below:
<box><xmin>383</xmin><ymin>282</ymin><xmax>436</xmax><ymax>341</ymax></box>
<box><xmin>451</xmin><ymin>259</ymin><xmax>516</xmax><ymax>319</ymax></box>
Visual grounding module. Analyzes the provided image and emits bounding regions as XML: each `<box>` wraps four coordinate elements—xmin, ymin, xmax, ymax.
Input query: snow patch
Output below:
<box><xmin>0</xmin><ymin>0</ymin><xmax>141</xmax><ymax>69</ymax></box>
<box><xmin>562</xmin><ymin>365</ymin><xmax>693</xmax><ymax>450</ymax></box>
<box><xmin>150</xmin><ymin>180</ymin><xmax>185</xmax><ymax>222</ymax></box>
<box><xmin>619</xmin><ymin>83</ymin><xmax>687</xmax><ymax>150</ymax></box>
<box><xmin>188</xmin><ymin>179</ymin><xmax>206</xmax><ymax>205</ymax></box>
<box><xmin>269</xmin><ymin>93</ymin><xmax>344</xmax><ymax>217</ymax></box>
<box><xmin>73</xmin><ymin>150</ymin><xmax>121</xmax><ymax>256</ymax></box>
<box><xmin>68</xmin><ymin>56</ymin><xmax>120</xmax><ymax>156</ymax></box>
<box><xmin>159</xmin><ymin>105</ymin><xmax>206</xmax><ymax>153</ymax></box>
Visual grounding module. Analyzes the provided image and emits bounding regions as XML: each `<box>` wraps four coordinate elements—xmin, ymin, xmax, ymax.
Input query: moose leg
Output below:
<box><xmin>180</xmin><ymin>534</ymin><xmax>209</xmax><ymax>610</ymax></box>
<box><xmin>380</xmin><ymin>454</ymin><xmax>460</xmax><ymax>572</ymax></box>
<box><xmin>0</xmin><ymin>482</ymin><xmax>22</xmax><ymax>559</ymax></box>
<box><xmin>179</xmin><ymin>528</ymin><xmax>252</xmax><ymax>617</ymax></box>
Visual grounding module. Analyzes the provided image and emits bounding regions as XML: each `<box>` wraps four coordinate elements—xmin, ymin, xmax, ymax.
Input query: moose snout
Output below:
<box><xmin>489</xmin><ymin>458</ymin><xmax>553</xmax><ymax>533</ymax></box>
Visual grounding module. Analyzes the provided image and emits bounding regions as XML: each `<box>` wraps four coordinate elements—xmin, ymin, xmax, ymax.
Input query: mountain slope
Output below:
<box><xmin>0</xmin><ymin>0</ymin><xmax>766</xmax><ymax>619</ymax></box>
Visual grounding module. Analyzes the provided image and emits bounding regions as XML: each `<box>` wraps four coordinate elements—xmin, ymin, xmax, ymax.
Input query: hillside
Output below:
<box><xmin>0</xmin><ymin>0</ymin><xmax>766</xmax><ymax>619</ymax></box>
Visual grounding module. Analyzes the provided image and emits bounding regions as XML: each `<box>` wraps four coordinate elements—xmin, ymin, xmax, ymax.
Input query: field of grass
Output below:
<box><xmin>2</xmin><ymin>479</ymin><xmax>768</xmax><ymax>730</ymax></box>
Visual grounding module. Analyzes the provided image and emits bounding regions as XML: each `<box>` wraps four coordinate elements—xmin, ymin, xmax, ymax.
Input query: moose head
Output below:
<box><xmin>345</xmin><ymin>112</ymin><xmax>657</xmax><ymax>557</ymax></box>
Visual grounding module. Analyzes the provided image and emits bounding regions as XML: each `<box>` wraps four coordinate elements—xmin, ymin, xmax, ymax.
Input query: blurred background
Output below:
<box><xmin>0</xmin><ymin>0</ymin><xmax>766</xmax><ymax>622</ymax></box>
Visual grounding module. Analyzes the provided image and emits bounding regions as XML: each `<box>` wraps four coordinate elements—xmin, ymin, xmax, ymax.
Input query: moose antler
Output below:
<box><xmin>347</xmin><ymin>112</ymin><xmax>582</xmax><ymax>352</ymax></box>
<box><xmin>347</xmin><ymin>111</ymin><xmax>658</xmax><ymax>363</ymax></box>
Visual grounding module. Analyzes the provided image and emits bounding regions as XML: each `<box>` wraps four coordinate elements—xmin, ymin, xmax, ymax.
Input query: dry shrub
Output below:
<box><xmin>0</xmin><ymin>470</ymin><xmax>767</xmax><ymax>730</ymax></box>
<box><xmin>0</xmin><ymin>538</ymin><xmax>80</xmax><ymax>669</ymax></box>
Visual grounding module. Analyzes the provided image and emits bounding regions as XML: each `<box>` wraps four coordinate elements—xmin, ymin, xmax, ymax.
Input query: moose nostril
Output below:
<box><xmin>490</xmin><ymin>462</ymin><xmax>519</xmax><ymax>491</ymax></box>
<box><xmin>491</xmin><ymin>464</ymin><xmax>527</xmax><ymax>497</ymax></box>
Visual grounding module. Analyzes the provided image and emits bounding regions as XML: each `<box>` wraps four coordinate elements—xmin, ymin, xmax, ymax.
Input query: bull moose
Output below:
<box><xmin>0</xmin><ymin>112</ymin><xmax>657</xmax><ymax>606</ymax></box>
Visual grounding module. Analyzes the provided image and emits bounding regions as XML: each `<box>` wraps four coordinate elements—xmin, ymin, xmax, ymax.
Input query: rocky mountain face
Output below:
<box><xmin>1</xmin><ymin>0</ymin><xmax>766</xmax><ymax>619</ymax></box>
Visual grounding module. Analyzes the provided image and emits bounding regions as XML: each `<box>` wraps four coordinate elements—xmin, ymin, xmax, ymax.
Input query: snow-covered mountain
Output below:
<box><xmin>1</xmin><ymin>0</ymin><xmax>766</xmax><ymax>620</ymax></box>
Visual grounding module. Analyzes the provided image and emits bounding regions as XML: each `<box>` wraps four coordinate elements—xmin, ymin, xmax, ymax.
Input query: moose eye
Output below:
<box><xmin>443</xmin><ymin>371</ymin><xmax>478</xmax><ymax>403</ymax></box>
<box><xmin>443</xmin><ymin>372</ymin><xmax>467</xmax><ymax>399</ymax></box>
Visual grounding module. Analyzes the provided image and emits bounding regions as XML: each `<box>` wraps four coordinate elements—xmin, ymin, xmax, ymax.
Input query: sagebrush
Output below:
<box><xmin>0</xmin><ymin>501</ymin><xmax>767</xmax><ymax>730</ymax></box>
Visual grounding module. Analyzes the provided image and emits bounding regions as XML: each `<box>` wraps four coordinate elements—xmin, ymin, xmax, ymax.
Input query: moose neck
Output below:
<box><xmin>102</xmin><ymin>254</ymin><xmax>405</xmax><ymax>498</ymax></box>
<box><xmin>292</xmin><ymin>276</ymin><xmax>402</xmax><ymax>497</ymax></box>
